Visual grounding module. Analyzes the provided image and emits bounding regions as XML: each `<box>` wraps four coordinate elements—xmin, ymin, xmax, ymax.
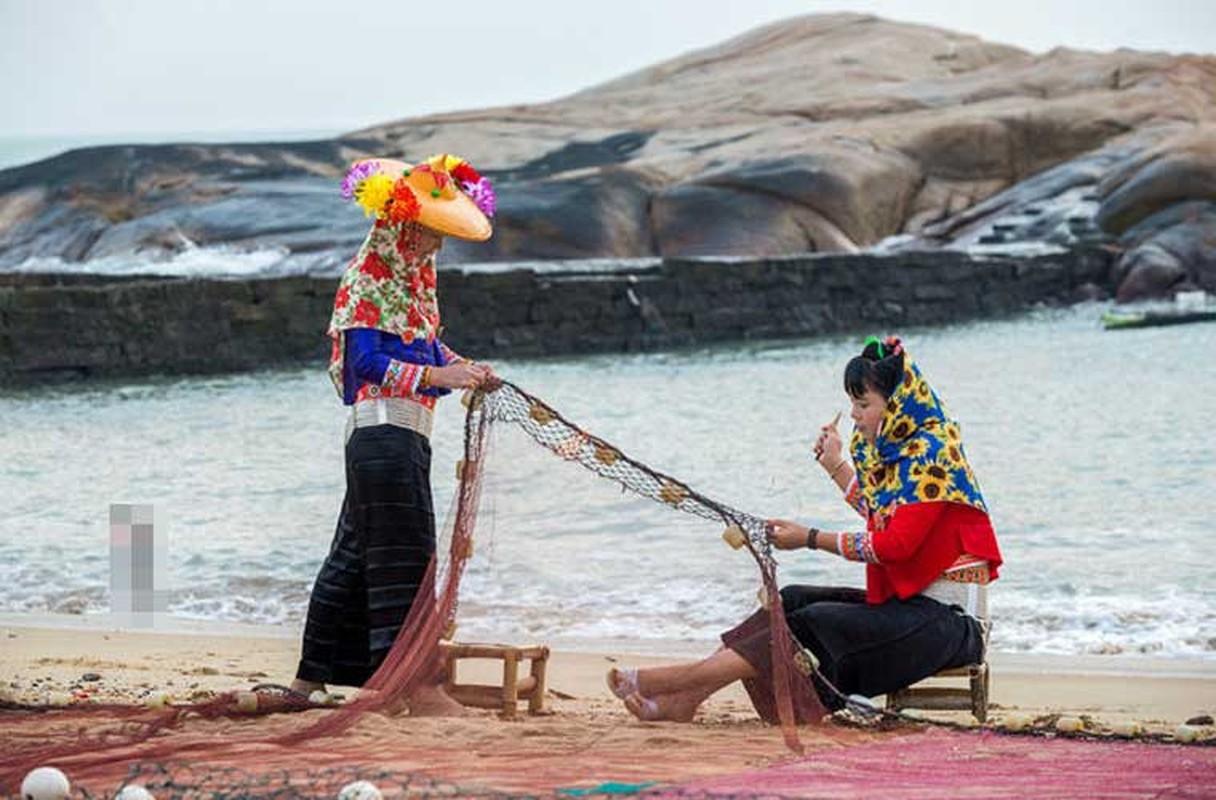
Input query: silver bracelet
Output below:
<box><xmin>828</xmin><ymin>459</ymin><xmax>849</xmax><ymax>479</ymax></box>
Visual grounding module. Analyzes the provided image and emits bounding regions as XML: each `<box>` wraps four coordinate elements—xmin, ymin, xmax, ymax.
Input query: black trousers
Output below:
<box><xmin>296</xmin><ymin>425</ymin><xmax>435</xmax><ymax>687</ymax></box>
<box><xmin>722</xmin><ymin>585</ymin><xmax>984</xmax><ymax>721</ymax></box>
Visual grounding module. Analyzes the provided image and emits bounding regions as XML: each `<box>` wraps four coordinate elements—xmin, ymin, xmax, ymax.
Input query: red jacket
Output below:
<box><xmin>864</xmin><ymin>502</ymin><xmax>1002</xmax><ymax>604</ymax></box>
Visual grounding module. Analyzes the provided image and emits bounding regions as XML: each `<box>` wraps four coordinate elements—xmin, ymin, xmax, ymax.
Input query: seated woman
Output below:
<box><xmin>608</xmin><ymin>336</ymin><xmax>1002</xmax><ymax>722</ymax></box>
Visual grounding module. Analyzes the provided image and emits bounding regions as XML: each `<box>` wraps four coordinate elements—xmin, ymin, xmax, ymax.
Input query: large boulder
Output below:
<box><xmin>1091</xmin><ymin>127</ymin><xmax>1216</xmax><ymax>300</ymax></box>
<box><xmin>0</xmin><ymin>13</ymin><xmax>1213</xmax><ymax>280</ymax></box>
<box><xmin>1113</xmin><ymin>201</ymin><xmax>1216</xmax><ymax>301</ymax></box>
<box><xmin>1097</xmin><ymin>126</ymin><xmax>1216</xmax><ymax>234</ymax></box>
<box><xmin>652</xmin><ymin>144</ymin><xmax>922</xmax><ymax>255</ymax></box>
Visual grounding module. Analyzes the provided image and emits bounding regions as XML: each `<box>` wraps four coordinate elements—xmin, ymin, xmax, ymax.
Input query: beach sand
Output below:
<box><xmin>2</xmin><ymin>614</ymin><xmax>1215</xmax><ymax>795</ymax></box>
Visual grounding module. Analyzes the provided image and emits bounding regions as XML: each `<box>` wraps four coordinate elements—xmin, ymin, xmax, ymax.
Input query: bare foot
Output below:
<box><xmin>408</xmin><ymin>684</ymin><xmax>469</xmax><ymax>717</ymax></box>
<box><xmin>624</xmin><ymin>690</ymin><xmax>701</xmax><ymax>722</ymax></box>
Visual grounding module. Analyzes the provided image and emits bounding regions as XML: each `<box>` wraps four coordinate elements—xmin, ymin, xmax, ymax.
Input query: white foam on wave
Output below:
<box><xmin>7</xmin><ymin>242</ymin><xmax>292</xmax><ymax>278</ymax></box>
<box><xmin>992</xmin><ymin>590</ymin><xmax>1216</xmax><ymax>657</ymax></box>
<box><xmin>171</xmin><ymin>593</ymin><xmax>304</xmax><ymax>626</ymax></box>
<box><xmin>4</xmin><ymin>523</ymin><xmax>1214</xmax><ymax>657</ymax></box>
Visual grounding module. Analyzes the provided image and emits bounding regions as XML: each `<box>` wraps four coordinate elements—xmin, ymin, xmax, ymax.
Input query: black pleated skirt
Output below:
<box><xmin>722</xmin><ymin>585</ymin><xmax>984</xmax><ymax>722</ymax></box>
<box><xmin>296</xmin><ymin>424</ymin><xmax>435</xmax><ymax>687</ymax></box>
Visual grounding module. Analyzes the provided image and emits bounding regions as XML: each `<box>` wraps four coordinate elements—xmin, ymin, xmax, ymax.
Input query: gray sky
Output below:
<box><xmin>2</xmin><ymin>0</ymin><xmax>1213</xmax><ymax>139</ymax></box>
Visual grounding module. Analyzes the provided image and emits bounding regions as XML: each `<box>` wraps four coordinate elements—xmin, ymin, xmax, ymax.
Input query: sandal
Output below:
<box><xmin>249</xmin><ymin>683</ymin><xmax>314</xmax><ymax>704</ymax></box>
<box><xmin>606</xmin><ymin>667</ymin><xmax>640</xmax><ymax>700</ymax></box>
<box><xmin>624</xmin><ymin>692</ymin><xmax>662</xmax><ymax>721</ymax></box>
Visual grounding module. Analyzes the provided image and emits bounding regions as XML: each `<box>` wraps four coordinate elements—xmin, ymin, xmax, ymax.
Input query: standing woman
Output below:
<box><xmin>290</xmin><ymin>154</ymin><xmax>498</xmax><ymax>714</ymax></box>
<box><xmin>609</xmin><ymin>336</ymin><xmax>1003</xmax><ymax>722</ymax></box>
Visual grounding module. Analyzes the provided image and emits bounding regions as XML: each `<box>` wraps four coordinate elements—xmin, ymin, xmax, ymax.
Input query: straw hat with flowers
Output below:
<box><xmin>341</xmin><ymin>153</ymin><xmax>496</xmax><ymax>241</ymax></box>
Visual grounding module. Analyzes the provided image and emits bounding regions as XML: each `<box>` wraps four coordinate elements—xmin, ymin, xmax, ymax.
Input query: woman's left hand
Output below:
<box><xmin>813</xmin><ymin>419</ymin><xmax>844</xmax><ymax>467</ymax></box>
<box><xmin>767</xmin><ymin>519</ymin><xmax>812</xmax><ymax>550</ymax></box>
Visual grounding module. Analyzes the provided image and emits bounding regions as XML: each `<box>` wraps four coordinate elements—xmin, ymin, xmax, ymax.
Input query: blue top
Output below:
<box><xmin>341</xmin><ymin>327</ymin><xmax>453</xmax><ymax>405</ymax></box>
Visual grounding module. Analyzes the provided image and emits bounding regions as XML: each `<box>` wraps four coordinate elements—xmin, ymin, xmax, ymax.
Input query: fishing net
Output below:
<box><xmin>0</xmin><ymin>380</ymin><xmax>823</xmax><ymax>796</ymax></box>
<box><xmin>4</xmin><ymin>380</ymin><xmax>1212</xmax><ymax>797</ymax></box>
<box><xmin>650</xmin><ymin>726</ymin><xmax>1216</xmax><ymax>799</ymax></box>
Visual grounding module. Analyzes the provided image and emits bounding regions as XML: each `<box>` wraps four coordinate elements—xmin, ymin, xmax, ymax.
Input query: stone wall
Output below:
<box><xmin>0</xmin><ymin>247</ymin><xmax>1113</xmax><ymax>385</ymax></box>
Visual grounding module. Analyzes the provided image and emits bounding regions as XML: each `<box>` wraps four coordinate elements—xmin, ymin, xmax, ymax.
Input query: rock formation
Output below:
<box><xmin>1</xmin><ymin>13</ymin><xmax>1213</xmax><ymax>300</ymax></box>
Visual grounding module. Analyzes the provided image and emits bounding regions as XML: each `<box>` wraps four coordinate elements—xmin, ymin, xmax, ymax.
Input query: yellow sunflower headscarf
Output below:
<box><xmin>849</xmin><ymin>344</ymin><xmax>988</xmax><ymax>522</ymax></box>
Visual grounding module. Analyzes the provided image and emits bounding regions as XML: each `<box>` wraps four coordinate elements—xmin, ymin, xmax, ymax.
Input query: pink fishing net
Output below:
<box><xmin>657</xmin><ymin>727</ymin><xmax>1216</xmax><ymax>799</ymax></box>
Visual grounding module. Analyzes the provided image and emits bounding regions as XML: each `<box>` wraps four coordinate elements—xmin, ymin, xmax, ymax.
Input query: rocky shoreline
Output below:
<box><xmin>2</xmin><ymin>14</ymin><xmax>1212</xmax><ymax>306</ymax></box>
<box><xmin>0</xmin><ymin>247</ymin><xmax>1112</xmax><ymax>386</ymax></box>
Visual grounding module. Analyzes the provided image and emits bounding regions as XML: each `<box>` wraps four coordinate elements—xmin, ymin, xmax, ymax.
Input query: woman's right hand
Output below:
<box><xmin>767</xmin><ymin>519</ymin><xmax>812</xmax><ymax>550</ymax></box>
<box><xmin>429</xmin><ymin>362</ymin><xmax>492</xmax><ymax>390</ymax></box>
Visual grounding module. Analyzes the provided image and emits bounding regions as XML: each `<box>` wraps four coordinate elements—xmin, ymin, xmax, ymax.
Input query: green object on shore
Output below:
<box><xmin>557</xmin><ymin>781</ymin><xmax>658</xmax><ymax>796</ymax></box>
<box><xmin>1102</xmin><ymin>309</ymin><xmax>1216</xmax><ymax>330</ymax></box>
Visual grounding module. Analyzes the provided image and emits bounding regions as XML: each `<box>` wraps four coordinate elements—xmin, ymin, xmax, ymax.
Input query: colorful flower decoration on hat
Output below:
<box><xmin>438</xmin><ymin>154</ymin><xmax>497</xmax><ymax>218</ymax></box>
<box><xmin>462</xmin><ymin>176</ymin><xmax>497</xmax><ymax>218</ymax></box>
<box><xmin>386</xmin><ymin>179</ymin><xmax>421</xmax><ymax>225</ymax></box>
<box><xmin>352</xmin><ymin>172</ymin><xmax>396</xmax><ymax>219</ymax></box>
<box><xmin>341</xmin><ymin>161</ymin><xmax>380</xmax><ymax>201</ymax></box>
<box><xmin>341</xmin><ymin>154</ymin><xmax>496</xmax><ymax>221</ymax></box>
<box><xmin>348</xmin><ymin>168</ymin><xmax>419</xmax><ymax>223</ymax></box>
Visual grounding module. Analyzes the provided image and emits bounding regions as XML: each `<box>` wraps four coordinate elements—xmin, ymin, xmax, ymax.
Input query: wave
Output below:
<box><xmin>5</xmin><ymin>242</ymin><xmax>295</xmax><ymax>279</ymax></box>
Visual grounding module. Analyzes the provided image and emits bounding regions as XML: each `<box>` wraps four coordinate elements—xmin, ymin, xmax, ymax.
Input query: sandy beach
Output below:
<box><xmin>3</xmin><ymin>613</ymin><xmax>1215</xmax><ymax>796</ymax></box>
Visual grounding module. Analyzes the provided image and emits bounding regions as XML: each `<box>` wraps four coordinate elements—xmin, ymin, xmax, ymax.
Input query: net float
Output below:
<box><xmin>21</xmin><ymin>767</ymin><xmax>70</xmax><ymax>800</ymax></box>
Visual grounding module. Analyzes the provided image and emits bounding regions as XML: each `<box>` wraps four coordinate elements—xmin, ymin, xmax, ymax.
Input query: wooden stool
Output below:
<box><xmin>885</xmin><ymin>661</ymin><xmax>990</xmax><ymax>722</ymax></box>
<box><xmin>440</xmin><ymin>641</ymin><xmax>550</xmax><ymax>718</ymax></box>
<box><xmin>886</xmin><ymin>616</ymin><xmax>991</xmax><ymax>722</ymax></box>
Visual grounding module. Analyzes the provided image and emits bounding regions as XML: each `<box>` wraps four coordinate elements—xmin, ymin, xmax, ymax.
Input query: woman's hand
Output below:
<box><xmin>767</xmin><ymin>519</ymin><xmax>811</xmax><ymax>550</ymax></box>
<box><xmin>813</xmin><ymin>418</ymin><xmax>844</xmax><ymax>470</ymax></box>
<box><xmin>479</xmin><ymin>362</ymin><xmax>502</xmax><ymax>391</ymax></box>
<box><xmin>429</xmin><ymin>362</ymin><xmax>492</xmax><ymax>390</ymax></box>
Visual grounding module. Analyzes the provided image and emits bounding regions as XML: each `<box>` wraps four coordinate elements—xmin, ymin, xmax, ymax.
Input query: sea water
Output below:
<box><xmin>2</xmin><ymin>306</ymin><xmax>1213</xmax><ymax>658</ymax></box>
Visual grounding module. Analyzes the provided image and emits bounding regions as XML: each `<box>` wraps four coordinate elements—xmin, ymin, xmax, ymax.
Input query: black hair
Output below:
<box><xmin>843</xmin><ymin>338</ymin><xmax>905</xmax><ymax>399</ymax></box>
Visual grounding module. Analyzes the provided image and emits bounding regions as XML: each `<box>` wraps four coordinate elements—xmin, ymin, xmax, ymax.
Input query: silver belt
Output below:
<box><xmin>922</xmin><ymin>579</ymin><xmax>989</xmax><ymax>621</ymax></box>
<box><xmin>347</xmin><ymin>397</ymin><xmax>434</xmax><ymax>441</ymax></box>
